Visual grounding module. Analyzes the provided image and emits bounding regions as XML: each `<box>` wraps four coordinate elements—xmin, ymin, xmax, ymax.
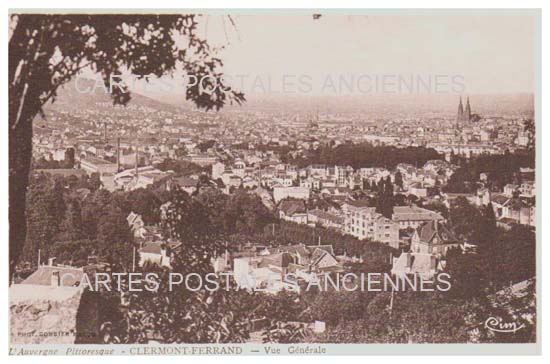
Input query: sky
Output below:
<box><xmin>74</xmin><ymin>11</ymin><xmax>537</xmax><ymax>104</ymax></box>
<box><xmin>190</xmin><ymin>12</ymin><xmax>537</xmax><ymax>95</ymax></box>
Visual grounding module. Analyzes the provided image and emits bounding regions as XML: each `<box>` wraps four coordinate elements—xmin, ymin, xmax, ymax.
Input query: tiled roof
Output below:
<box><xmin>307</xmin><ymin>209</ymin><xmax>344</xmax><ymax>224</ymax></box>
<box><xmin>344</xmin><ymin>200</ymin><xmax>372</xmax><ymax>208</ymax></box>
<box><xmin>307</xmin><ymin>245</ymin><xmax>335</xmax><ymax>256</ymax></box>
<box><xmin>417</xmin><ymin>220</ymin><xmax>458</xmax><ymax>244</ymax></box>
<box><xmin>279</xmin><ymin>200</ymin><xmax>306</xmax><ymax>215</ymax></box>
<box><xmin>392</xmin><ymin>206</ymin><xmax>443</xmax><ymax>221</ymax></box>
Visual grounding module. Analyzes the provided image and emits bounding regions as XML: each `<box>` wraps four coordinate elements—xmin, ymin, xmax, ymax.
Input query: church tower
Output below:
<box><xmin>456</xmin><ymin>96</ymin><xmax>464</xmax><ymax>127</ymax></box>
<box><xmin>464</xmin><ymin>96</ymin><xmax>471</xmax><ymax>123</ymax></box>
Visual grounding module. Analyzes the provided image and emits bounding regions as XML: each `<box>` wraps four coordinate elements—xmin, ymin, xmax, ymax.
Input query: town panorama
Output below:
<box><xmin>8</xmin><ymin>12</ymin><xmax>537</xmax><ymax>351</ymax></box>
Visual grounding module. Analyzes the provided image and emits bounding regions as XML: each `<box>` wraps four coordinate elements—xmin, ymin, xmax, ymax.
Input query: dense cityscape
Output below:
<box><xmin>10</xmin><ymin>88</ymin><xmax>536</xmax><ymax>344</ymax></box>
<box><xmin>8</xmin><ymin>12</ymin><xmax>537</xmax><ymax>349</ymax></box>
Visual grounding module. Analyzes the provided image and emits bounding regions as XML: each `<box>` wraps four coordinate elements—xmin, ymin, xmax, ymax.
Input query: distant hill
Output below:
<box><xmin>223</xmin><ymin>93</ymin><xmax>534</xmax><ymax>118</ymax></box>
<box><xmin>44</xmin><ymin>78</ymin><xmax>180</xmax><ymax>113</ymax></box>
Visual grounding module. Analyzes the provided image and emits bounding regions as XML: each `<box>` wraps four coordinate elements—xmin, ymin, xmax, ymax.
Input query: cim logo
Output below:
<box><xmin>484</xmin><ymin>317</ymin><xmax>525</xmax><ymax>334</ymax></box>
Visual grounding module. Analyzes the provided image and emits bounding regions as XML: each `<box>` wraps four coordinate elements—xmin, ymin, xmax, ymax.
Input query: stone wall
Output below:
<box><xmin>10</xmin><ymin>285</ymin><xmax>99</xmax><ymax>344</ymax></box>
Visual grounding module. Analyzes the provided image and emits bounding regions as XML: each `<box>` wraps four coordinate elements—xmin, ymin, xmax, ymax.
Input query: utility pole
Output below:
<box><xmin>389</xmin><ymin>285</ymin><xmax>395</xmax><ymax>317</ymax></box>
<box><xmin>132</xmin><ymin>246</ymin><xmax>136</xmax><ymax>272</ymax></box>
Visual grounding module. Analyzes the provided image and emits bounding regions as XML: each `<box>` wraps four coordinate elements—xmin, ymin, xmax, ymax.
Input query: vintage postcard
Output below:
<box><xmin>8</xmin><ymin>9</ymin><xmax>540</xmax><ymax>355</ymax></box>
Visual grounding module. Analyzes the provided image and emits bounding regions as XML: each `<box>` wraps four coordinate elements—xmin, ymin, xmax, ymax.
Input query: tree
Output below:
<box><xmin>375</xmin><ymin>176</ymin><xmax>395</xmax><ymax>219</ymax></box>
<box><xmin>9</xmin><ymin>14</ymin><xmax>244</xmax><ymax>275</ymax></box>
<box><xmin>65</xmin><ymin>147</ymin><xmax>75</xmax><ymax>168</ymax></box>
<box><xmin>222</xmin><ymin>191</ymin><xmax>274</xmax><ymax>236</ymax></box>
<box><xmin>449</xmin><ymin>197</ymin><xmax>485</xmax><ymax>244</ymax></box>
<box><xmin>57</xmin><ymin>199</ymin><xmax>84</xmax><ymax>241</ymax></box>
<box><xmin>126</xmin><ymin>188</ymin><xmax>162</xmax><ymax>225</ymax></box>
<box><xmin>314</xmin><ymin>291</ymin><xmax>497</xmax><ymax>343</ymax></box>
<box><xmin>481</xmin><ymin>202</ymin><xmax>497</xmax><ymax>246</ymax></box>
<box><xmin>97</xmin><ymin>207</ymin><xmax>134</xmax><ymax>270</ymax></box>
<box><xmin>43</xmin><ymin>239</ymin><xmax>97</xmax><ymax>267</ymax></box>
<box><xmin>23</xmin><ymin>175</ymin><xmax>66</xmax><ymax>264</ymax></box>
<box><xmin>80</xmin><ymin>190</ymin><xmax>107</xmax><ymax>238</ymax></box>
<box><xmin>103</xmin><ymin>188</ymin><xmax>254</xmax><ymax>343</ymax></box>
<box><xmin>394</xmin><ymin>170</ymin><xmax>403</xmax><ymax>189</ymax></box>
<box><xmin>89</xmin><ymin>173</ymin><xmax>102</xmax><ymax>191</ymax></box>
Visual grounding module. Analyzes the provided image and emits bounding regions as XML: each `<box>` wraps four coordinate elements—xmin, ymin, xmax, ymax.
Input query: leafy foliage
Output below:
<box><xmin>9</xmin><ymin>13</ymin><xmax>244</xmax><ymax>275</ymax></box>
<box><xmin>289</xmin><ymin>143</ymin><xmax>443</xmax><ymax>170</ymax></box>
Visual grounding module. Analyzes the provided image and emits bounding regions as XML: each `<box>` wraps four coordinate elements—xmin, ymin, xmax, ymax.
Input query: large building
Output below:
<box><xmin>79</xmin><ymin>155</ymin><xmax>118</xmax><ymax>176</ymax></box>
<box><xmin>456</xmin><ymin>96</ymin><xmax>472</xmax><ymax>126</ymax></box>
<box><xmin>342</xmin><ymin>201</ymin><xmax>400</xmax><ymax>248</ymax></box>
<box><xmin>273</xmin><ymin>186</ymin><xmax>310</xmax><ymax>203</ymax></box>
<box><xmin>392</xmin><ymin>205</ymin><xmax>444</xmax><ymax>229</ymax></box>
<box><xmin>114</xmin><ymin>165</ymin><xmax>173</xmax><ymax>191</ymax></box>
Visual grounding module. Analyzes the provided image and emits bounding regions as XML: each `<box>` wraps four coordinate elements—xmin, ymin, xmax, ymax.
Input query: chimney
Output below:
<box><xmin>51</xmin><ymin>271</ymin><xmax>60</xmax><ymax>287</ymax></box>
<box><xmin>48</xmin><ymin>257</ymin><xmax>56</xmax><ymax>266</ymax></box>
<box><xmin>116</xmin><ymin>137</ymin><xmax>121</xmax><ymax>172</ymax></box>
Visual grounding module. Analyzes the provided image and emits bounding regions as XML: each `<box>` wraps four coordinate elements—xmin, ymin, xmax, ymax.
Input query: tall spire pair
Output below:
<box><xmin>456</xmin><ymin>96</ymin><xmax>471</xmax><ymax>126</ymax></box>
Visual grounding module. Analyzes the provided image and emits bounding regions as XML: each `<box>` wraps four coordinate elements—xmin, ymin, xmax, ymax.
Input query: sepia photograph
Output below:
<box><xmin>7</xmin><ymin>6</ymin><xmax>541</xmax><ymax>356</ymax></box>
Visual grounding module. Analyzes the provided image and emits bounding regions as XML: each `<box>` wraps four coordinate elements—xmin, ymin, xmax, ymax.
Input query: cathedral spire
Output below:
<box><xmin>456</xmin><ymin>96</ymin><xmax>464</xmax><ymax>127</ymax></box>
<box><xmin>465</xmin><ymin>96</ymin><xmax>471</xmax><ymax>122</ymax></box>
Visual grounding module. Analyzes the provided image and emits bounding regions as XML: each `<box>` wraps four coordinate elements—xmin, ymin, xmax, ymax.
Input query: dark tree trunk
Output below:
<box><xmin>9</xmin><ymin>101</ymin><xmax>34</xmax><ymax>279</ymax></box>
<box><xmin>9</xmin><ymin>16</ymin><xmax>47</xmax><ymax>279</ymax></box>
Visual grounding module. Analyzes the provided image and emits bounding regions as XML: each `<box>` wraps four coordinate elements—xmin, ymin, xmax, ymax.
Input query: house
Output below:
<box><xmin>306</xmin><ymin>246</ymin><xmax>340</xmax><ymax>272</ymax></box>
<box><xmin>138</xmin><ymin>241</ymin><xmax>182</xmax><ymax>268</ymax></box>
<box><xmin>408</xmin><ymin>182</ymin><xmax>428</xmax><ymax>198</ymax></box>
<box><xmin>392</xmin><ymin>205</ymin><xmax>444</xmax><ymax>229</ymax></box>
<box><xmin>211</xmin><ymin>161</ymin><xmax>226</xmax><ymax>180</ymax></box>
<box><xmin>391</xmin><ymin>252</ymin><xmax>438</xmax><ymax>279</ymax></box>
<box><xmin>503</xmin><ymin>183</ymin><xmax>519</xmax><ymax>197</ymax></box>
<box><xmin>233</xmin><ymin>244</ymin><xmax>342</xmax><ymax>292</ymax></box>
<box><xmin>300</xmin><ymin>176</ymin><xmax>321</xmax><ymax>190</ymax></box>
<box><xmin>500</xmin><ymin>198</ymin><xmax>536</xmax><ymax>227</ymax></box>
<box><xmin>307</xmin><ymin>209</ymin><xmax>344</xmax><ymax>230</ymax></box>
<box><xmin>273</xmin><ymin>186</ymin><xmax>310</xmax><ymax>203</ymax></box>
<box><xmin>519</xmin><ymin>181</ymin><xmax>535</xmax><ymax>198</ymax></box>
<box><xmin>278</xmin><ymin>200</ymin><xmax>308</xmax><ymax>224</ymax></box>
<box><xmin>184</xmin><ymin>154</ymin><xmax>217</xmax><ymax>166</ymax></box>
<box><xmin>169</xmin><ymin>176</ymin><xmax>198</xmax><ymax>195</ymax></box>
<box><xmin>410</xmin><ymin>220</ymin><xmax>461</xmax><ymax>257</ymax></box>
<box><xmin>127</xmin><ymin>211</ymin><xmax>145</xmax><ymax>238</ymax></box>
<box><xmin>242</xmin><ymin>176</ymin><xmax>259</xmax><ymax>189</ymax></box>
<box><xmin>320</xmin><ymin>187</ymin><xmax>352</xmax><ymax>197</ymax></box>
<box><xmin>373</xmin><ymin>215</ymin><xmax>400</xmax><ymax>248</ymax></box>
<box><xmin>233</xmin><ymin>254</ymin><xmax>293</xmax><ymax>292</ymax></box>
